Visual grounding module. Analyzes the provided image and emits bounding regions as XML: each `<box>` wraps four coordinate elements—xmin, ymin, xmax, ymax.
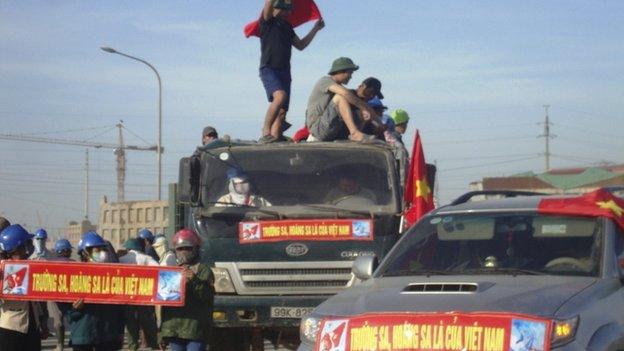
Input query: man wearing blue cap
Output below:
<box><xmin>216</xmin><ymin>168</ymin><xmax>271</xmax><ymax>207</ymax></box>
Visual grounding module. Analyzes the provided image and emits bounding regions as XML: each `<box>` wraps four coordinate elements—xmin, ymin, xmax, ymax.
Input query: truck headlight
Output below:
<box><xmin>211</xmin><ymin>267</ymin><xmax>236</xmax><ymax>293</ymax></box>
<box><xmin>551</xmin><ymin>316</ymin><xmax>579</xmax><ymax>347</ymax></box>
<box><xmin>300</xmin><ymin>316</ymin><xmax>321</xmax><ymax>344</ymax></box>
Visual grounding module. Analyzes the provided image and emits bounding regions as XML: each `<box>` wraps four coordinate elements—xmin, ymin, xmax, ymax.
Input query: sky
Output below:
<box><xmin>1</xmin><ymin>0</ymin><xmax>623</xmax><ymax>237</ymax></box>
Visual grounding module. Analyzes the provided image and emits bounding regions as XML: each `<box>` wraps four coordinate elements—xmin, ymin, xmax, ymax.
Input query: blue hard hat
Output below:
<box><xmin>138</xmin><ymin>228</ymin><xmax>154</xmax><ymax>242</ymax></box>
<box><xmin>54</xmin><ymin>239</ymin><xmax>73</xmax><ymax>253</ymax></box>
<box><xmin>226</xmin><ymin>167</ymin><xmax>248</xmax><ymax>180</ymax></box>
<box><xmin>367</xmin><ymin>96</ymin><xmax>387</xmax><ymax>110</ymax></box>
<box><xmin>34</xmin><ymin>228</ymin><xmax>48</xmax><ymax>240</ymax></box>
<box><xmin>0</xmin><ymin>224</ymin><xmax>35</xmax><ymax>253</ymax></box>
<box><xmin>79</xmin><ymin>231</ymin><xmax>107</xmax><ymax>252</ymax></box>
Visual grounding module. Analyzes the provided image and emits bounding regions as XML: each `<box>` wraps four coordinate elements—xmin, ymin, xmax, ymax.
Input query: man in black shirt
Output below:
<box><xmin>259</xmin><ymin>0</ymin><xmax>324</xmax><ymax>143</ymax></box>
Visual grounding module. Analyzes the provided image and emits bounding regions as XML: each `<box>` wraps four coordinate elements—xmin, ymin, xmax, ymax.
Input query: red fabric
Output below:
<box><xmin>244</xmin><ymin>0</ymin><xmax>322</xmax><ymax>38</ymax></box>
<box><xmin>293</xmin><ymin>126</ymin><xmax>310</xmax><ymax>142</ymax></box>
<box><xmin>538</xmin><ymin>188</ymin><xmax>624</xmax><ymax>231</ymax></box>
<box><xmin>404</xmin><ymin>130</ymin><xmax>434</xmax><ymax>226</ymax></box>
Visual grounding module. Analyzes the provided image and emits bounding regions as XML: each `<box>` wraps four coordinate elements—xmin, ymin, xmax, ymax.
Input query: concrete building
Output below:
<box><xmin>64</xmin><ymin>219</ymin><xmax>97</xmax><ymax>246</ymax></box>
<box><xmin>471</xmin><ymin>164</ymin><xmax>624</xmax><ymax>196</ymax></box>
<box><xmin>98</xmin><ymin>196</ymin><xmax>169</xmax><ymax>248</ymax></box>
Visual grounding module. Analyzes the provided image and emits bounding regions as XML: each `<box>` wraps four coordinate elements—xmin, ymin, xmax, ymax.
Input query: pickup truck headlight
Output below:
<box><xmin>551</xmin><ymin>316</ymin><xmax>579</xmax><ymax>347</ymax></box>
<box><xmin>211</xmin><ymin>267</ymin><xmax>236</xmax><ymax>293</ymax></box>
<box><xmin>300</xmin><ymin>316</ymin><xmax>321</xmax><ymax>344</ymax></box>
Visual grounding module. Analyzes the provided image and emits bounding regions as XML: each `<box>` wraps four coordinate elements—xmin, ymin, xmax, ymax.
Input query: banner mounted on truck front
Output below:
<box><xmin>238</xmin><ymin>219</ymin><xmax>374</xmax><ymax>244</ymax></box>
<box><xmin>315</xmin><ymin>312</ymin><xmax>551</xmax><ymax>351</ymax></box>
<box><xmin>0</xmin><ymin>260</ymin><xmax>186</xmax><ymax>306</ymax></box>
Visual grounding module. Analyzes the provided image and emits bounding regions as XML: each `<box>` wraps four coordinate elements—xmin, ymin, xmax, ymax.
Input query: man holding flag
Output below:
<box><xmin>403</xmin><ymin>130</ymin><xmax>435</xmax><ymax>228</ymax></box>
<box><xmin>251</xmin><ymin>0</ymin><xmax>325</xmax><ymax>143</ymax></box>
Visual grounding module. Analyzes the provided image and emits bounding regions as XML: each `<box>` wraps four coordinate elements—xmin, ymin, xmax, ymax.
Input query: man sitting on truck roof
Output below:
<box><xmin>216</xmin><ymin>168</ymin><xmax>272</xmax><ymax>207</ymax></box>
<box><xmin>305</xmin><ymin>57</ymin><xmax>378</xmax><ymax>142</ymax></box>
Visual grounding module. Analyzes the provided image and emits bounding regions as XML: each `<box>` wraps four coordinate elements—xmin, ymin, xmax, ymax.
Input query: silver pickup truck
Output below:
<box><xmin>298</xmin><ymin>191</ymin><xmax>624</xmax><ymax>351</ymax></box>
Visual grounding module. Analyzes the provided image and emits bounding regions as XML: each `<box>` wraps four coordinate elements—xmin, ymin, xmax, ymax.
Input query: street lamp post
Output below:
<box><xmin>100</xmin><ymin>46</ymin><xmax>163</xmax><ymax>200</ymax></box>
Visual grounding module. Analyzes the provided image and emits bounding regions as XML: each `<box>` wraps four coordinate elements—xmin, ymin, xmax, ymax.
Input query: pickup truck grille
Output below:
<box><xmin>216</xmin><ymin>261</ymin><xmax>355</xmax><ymax>295</ymax></box>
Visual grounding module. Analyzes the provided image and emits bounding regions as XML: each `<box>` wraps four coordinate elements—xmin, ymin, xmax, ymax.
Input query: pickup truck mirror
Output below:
<box><xmin>352</xmin><ymin>255</ymin><xmax>379</xmax><ymax>281</ymax></box>
<box><xmin>178</xmin><ymin>156</ymin><xmax>201</xmax><ymax>205</ymax></box>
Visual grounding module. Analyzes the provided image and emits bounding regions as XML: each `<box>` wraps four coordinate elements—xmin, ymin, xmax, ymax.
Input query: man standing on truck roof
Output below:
<box><xmin>305</xmin><ymin>57</ymin><xmax>380</xmax><ymax>142</ymax></box>
<box><xmin>259</xmin><ymin>0</ymin><xmax>325</xmax><ymax>143</ymax></box>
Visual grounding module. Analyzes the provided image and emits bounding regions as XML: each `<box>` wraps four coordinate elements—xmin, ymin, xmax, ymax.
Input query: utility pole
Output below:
<box><xmin>84</xmin><ymin>149</ymin><xmax>89</xmax><ymax>220</ymax></box>
<box><xmin>115</xmin><ymin>121</ymin><xmax>126</xmax><ymax>202</ymax></box>
<box><xmin>538</xmin><ymin>105</ymin><xmax>555</xmax><ymax>172</ymax></box>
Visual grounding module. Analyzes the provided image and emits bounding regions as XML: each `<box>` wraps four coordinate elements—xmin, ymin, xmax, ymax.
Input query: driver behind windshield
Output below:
<box><xmin>216</xmin><ymin>168</ymin><xmax>271</xmax><ymax>207</ymax></box>
<box><xmin>324</xmin><ymin>176</ymin><xmax>377</xmax><ymax>205</ymax></box>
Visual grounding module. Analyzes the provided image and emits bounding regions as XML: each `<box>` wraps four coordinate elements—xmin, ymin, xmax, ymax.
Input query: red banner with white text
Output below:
<box><xmin>1</xmin><ymin>260</ymin><xmax>185</xmax><ymax>306</ymax></box>
<box><xmin>239</xmin><ymin>219</ymin><xmax>373</xmax><ymax>244</ymax></box>
<box><xmin>316</xmin><ymin>312</ymin><xmax>551</xmax><ymax>351</ymax></box>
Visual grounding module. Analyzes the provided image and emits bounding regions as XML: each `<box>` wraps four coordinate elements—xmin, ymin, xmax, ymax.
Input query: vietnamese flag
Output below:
<box><xmin>404</xmin><ymin>130</ymin><xmax>435</xmax><ymax>227</ymax></box>
<box><xmin>244</xmin><ymin>0</ymin><xmax>322</xmax><ymax>38</ymax></box>
<box><xmin>538</xmin><ymin>188</ymin><xmax>624</xmax><ymax>231</ymax></box>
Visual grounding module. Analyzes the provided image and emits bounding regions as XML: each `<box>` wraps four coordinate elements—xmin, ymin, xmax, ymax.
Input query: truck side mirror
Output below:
<box><xmin>352</xmin><ymin>255</ymin><xmax>379</xmax><ymax>281</ymax></box>
<box><xmin>178</xmin><ymin>156</ymin><xmax>201</xmax><ymax>205</ymax></box>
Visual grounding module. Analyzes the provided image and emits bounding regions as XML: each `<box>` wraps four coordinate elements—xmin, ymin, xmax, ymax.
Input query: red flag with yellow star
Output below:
<box><xmin>404</xmin><ymin>130</ymin><xmax>434</xmax><ymax>226</ymax></box>
<box><xmin>538</xmin><ymin>188</ymin><xmax>624</xmax><ymax>231</ymax></box>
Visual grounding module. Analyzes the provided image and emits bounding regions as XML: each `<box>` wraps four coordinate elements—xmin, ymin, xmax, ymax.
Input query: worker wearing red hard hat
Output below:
<box><xmin>159</xmin><ymin>229</ymin><xmax>215</xmax><ymax>351</ymax></box>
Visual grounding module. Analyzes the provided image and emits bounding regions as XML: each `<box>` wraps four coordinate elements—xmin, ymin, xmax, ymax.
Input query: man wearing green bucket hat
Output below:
<box><xmin>305</xmin><ymin>57</ymin><xmax>378</xmax><ymax>142</ymax></box>
<box><xmin>259</xmin><ymin>0</ymin><xmax>325</xmax><ymax>143</ymax></box>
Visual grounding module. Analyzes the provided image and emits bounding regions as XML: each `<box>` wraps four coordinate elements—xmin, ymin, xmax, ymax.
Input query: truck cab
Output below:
<box><xmin>175</xmin><ymin>140</ymin><xmax>411</xmax><ymax>349</ymax></box>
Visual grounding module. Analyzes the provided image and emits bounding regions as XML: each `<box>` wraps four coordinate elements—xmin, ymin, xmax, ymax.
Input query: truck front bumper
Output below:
<box><xmin>212</xmin><ymin>294</ymin><xmax>330</xmax><ymax>329</ymax></box>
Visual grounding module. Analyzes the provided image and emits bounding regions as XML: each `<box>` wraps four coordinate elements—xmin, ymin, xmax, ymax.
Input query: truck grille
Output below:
<box><xmin>216</xmin><ymin>261</ymin><xmax>355</xmax><ymax>295</ymax></box>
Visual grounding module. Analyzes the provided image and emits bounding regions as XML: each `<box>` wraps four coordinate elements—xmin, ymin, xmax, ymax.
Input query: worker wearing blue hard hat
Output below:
<box><xmin>30</xmin><ymin>228</ymin><xmax>53</xmax><ymax>260</ymax></box>
<box><xmin>49</xmin><ymin>238</ymin><xmax>74</xmax><ymax>351</ymax></box>
<box><xmin>0</xmin><ymin>224</ymin><xmax>49</xmax><ymax>351</ymax></box>
<box><xmin>65</xmin><ymin>231</ymin><xmax>125</xmax><ymax>351</ymax></box>
<box><xmin>119</xmin><ymin>237</ymin><xmax>159</xmax><ymax>351</ymax></box>
<box><xmin>137</xmin><ymin>228</ymin><xmax>160</xmax><ymax>262</ymax></box>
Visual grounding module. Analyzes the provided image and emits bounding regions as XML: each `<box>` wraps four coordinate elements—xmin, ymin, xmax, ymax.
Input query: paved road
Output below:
<box><xmin>42</xmin><ymin>332</ymin><xmax>296</xmax><ymax>350</ymax></box>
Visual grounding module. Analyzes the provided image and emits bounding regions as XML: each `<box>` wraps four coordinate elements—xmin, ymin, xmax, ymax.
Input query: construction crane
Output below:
<box><xmin>0</xmin><ymin>122</ymin><xmax>160</xmax><ymax>202</ymax></box>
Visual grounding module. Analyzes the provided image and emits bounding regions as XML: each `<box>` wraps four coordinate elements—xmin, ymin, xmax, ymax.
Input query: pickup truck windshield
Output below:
<box><xmin>199</xmin><ymin>147</ymin><xmax>396</xmax><ymax>211</ymax></box>
<box><xmin>380</xmin><ymin>213</ymin><xmax>602</xmax><ymax>277</ymax></box>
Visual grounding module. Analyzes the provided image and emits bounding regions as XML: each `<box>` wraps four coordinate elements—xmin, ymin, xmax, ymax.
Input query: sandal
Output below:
<box><xmin>258</xmin><ymin>135</ymin><xmax>278</xmax><ymax>144</ymax></box>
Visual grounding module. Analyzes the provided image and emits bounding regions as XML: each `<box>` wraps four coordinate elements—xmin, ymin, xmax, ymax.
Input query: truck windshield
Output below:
<box><xmin>380</xmin><ymin>213</ymin><xmax>603</xmax><ymax>277</ymax></box>
<box><xmin>199</xmin><ymin>146</ymin><xmax>396</xmax><ymax>211</ymax></box>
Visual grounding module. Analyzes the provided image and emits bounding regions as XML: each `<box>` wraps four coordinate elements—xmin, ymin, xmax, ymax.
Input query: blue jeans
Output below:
<box><xmin>168</xmin><ymin>338</ymin><xmax>207</xmax><ymax>351</ymax></box>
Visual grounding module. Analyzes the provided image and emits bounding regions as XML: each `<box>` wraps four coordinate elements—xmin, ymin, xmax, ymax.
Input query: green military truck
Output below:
<box><xmin>169</xmin><ymin>140</ymin><xmax>426</xmax><ymax>350</ymax></box>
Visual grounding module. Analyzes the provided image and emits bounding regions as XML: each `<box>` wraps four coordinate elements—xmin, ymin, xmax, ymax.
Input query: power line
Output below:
<box><xmin>437</xmin><ymin>156</ymin><xmax>541</xmax><ymax>173</ymax></box>
<box><xmin>427</xmin><ymin>135</ymin><xmax>536</xmax><ymax>145</ymax></box>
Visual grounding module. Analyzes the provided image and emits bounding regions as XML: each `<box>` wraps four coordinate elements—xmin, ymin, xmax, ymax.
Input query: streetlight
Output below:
<box><xmin>100</xmin><ymin>46</ymin><xmax>163</xmax><ymax>200</ymax></box>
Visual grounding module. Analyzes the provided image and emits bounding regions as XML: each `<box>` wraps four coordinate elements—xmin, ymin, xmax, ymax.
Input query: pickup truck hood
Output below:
<box><xmin>314</xmin><ymin>275</ymin><xmax>597</xmax><ymax>318</ymax></box>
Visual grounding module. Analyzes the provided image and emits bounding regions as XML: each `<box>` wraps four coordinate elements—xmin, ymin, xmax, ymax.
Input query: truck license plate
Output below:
<box><xmin>270</xmin><ymin>307</ymin><xmax>314</xmax><ymax>319</ymax></box>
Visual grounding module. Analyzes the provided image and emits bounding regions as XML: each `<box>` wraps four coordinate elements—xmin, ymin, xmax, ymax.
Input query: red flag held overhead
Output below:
<box><xmin>244</xmin><ymin>0</ymin><xmax>322</xmax><ymax>38</ymax></box>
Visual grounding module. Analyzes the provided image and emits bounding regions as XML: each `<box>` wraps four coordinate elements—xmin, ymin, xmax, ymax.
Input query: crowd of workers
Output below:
<box><xmin>257</xmin><ymin>0</ymin><xmax>411</xmax><ymax>145</ymax></box>
<box><xmin>0</xmin><ymin>216</ymin><xmax>214</xmax><ymax>351</ymax></box>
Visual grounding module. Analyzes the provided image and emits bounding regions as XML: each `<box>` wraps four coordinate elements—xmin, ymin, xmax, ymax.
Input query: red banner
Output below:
<box><xmin>316</xmin><ymin>312</ymin><xmax>551</xmax><ymax>351</ymax></box>
<box><xmin>239</xmin><ymin>219</ymin><xmax>374</xmax><ymax>244</ymax></box>
<box><xmin>1</xmin><ymin>260</ymin><xmax>186</xmax><ymax>306</ymax></box>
